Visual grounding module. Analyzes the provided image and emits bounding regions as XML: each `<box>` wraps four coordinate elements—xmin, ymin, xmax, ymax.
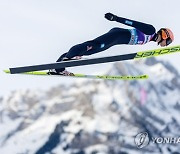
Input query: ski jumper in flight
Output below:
<box><xmin>51</xmin><ymin>13</ymin><xmax>174</xmax><ymax>76</ymax></box>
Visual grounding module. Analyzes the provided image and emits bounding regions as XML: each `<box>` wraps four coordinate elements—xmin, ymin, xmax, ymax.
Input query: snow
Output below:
<box><xmin>85</xmin><ymin>144</ymin><xmax>108</xmax><ymax>154</ymax></box>
<box><xmin>149</xmin><ymin>63</ymin><xmax>174</xmax><ymax>82</ymax></box>
<box><xmin>0</xmin><ymin>118</ymin><xmax>22</xmax><ymax>143</ymax></box>
<box><xmin>92</xmin><ymin>114</ymin><xmax>119</xmax><ymax>133</ymax></box>
<box><xmin>52</xmin><ymin>145</ymin><xmax>70</xmax><ymax>154</ymax></box>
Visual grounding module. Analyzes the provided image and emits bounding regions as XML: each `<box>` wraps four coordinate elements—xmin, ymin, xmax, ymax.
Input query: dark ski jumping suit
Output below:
<box><xmin>56</xmin><ymin>14</ymin><xmax>156</xmax><ymax>72</ymax></box>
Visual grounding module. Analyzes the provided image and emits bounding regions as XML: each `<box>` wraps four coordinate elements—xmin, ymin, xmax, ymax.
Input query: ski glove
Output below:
<box><xmin>105</xmin><ymin>13</ymin><xmax>118</xmax><ymax>21</ymax></box>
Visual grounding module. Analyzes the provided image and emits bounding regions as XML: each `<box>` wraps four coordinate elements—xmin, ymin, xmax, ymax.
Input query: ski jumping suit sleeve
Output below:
<box><xmin>56</xmin><ymin>15</ymin><xmax>156</xmax><ymax>72</ymax></box>
<box><xmin>114</xmin><ymin>16</ymin><xmax>156</xmax><ymax>45</ymax></box>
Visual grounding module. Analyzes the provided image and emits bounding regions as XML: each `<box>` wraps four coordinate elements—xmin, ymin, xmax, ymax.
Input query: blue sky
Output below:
<box><xmin>0</xmin><ymin>0</ymin><xmax>180</xmax><ymax>96</ymax></box>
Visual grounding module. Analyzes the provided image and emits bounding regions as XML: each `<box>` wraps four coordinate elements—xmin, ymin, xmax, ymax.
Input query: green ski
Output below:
<box><xmin>3</xmin><ymin>70</ymin><xmax>148</xmax><ymax>80</ymax></box>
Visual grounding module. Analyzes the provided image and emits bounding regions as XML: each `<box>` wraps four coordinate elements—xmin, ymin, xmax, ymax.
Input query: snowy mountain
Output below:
<box><xmin>0</xmin><ymin>58</ymin><xmax>180</xmax><ymax>154</ymax></box>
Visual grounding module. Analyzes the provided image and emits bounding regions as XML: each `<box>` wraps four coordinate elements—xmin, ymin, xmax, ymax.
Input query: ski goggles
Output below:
<box><xmin>165</xmin><ymin>37</ymin><xmax>172</xmax><ymax>46</ymax></box>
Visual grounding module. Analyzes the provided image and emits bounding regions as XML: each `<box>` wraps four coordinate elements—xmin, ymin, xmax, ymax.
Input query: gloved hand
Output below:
<box><xmin>105</xmin><ymin>13</ymin><xmax>118</xmax><ymax>21</ymax></box>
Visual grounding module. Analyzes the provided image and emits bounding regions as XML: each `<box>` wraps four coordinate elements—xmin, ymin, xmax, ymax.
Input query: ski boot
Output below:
<box><xmin>48</xmin><ymin>69</ymin><xmax>74</xmax><ymax>76</ymax></box>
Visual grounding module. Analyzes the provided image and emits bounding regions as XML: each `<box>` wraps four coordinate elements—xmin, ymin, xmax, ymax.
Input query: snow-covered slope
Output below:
<box><xmin>0</xmin><ymin>58</ymin><xmax>180</xmax><ymax>154</ymax></box>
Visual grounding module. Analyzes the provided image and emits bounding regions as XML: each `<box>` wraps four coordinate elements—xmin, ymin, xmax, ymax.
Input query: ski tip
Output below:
<box><xmin>123</xmin><ymin>74</ymin><xmax>149</xmax><ymax>80</ymax></box>
<box><xmin>142</xmin><ymin>74</ymin><xmax>149</xmax><ymax>79</ymax></box>
<box><xmin>3</xmin><ymin>69</ymin><xmax>10</xmax><ymax>74</ymax></box>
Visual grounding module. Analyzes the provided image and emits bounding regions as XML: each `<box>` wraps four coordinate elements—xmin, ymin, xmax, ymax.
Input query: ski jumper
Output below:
<box><xmin>56</xmin><ymin>16</ymin><xmax>156</xmax><ymax>72</ymax></box>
